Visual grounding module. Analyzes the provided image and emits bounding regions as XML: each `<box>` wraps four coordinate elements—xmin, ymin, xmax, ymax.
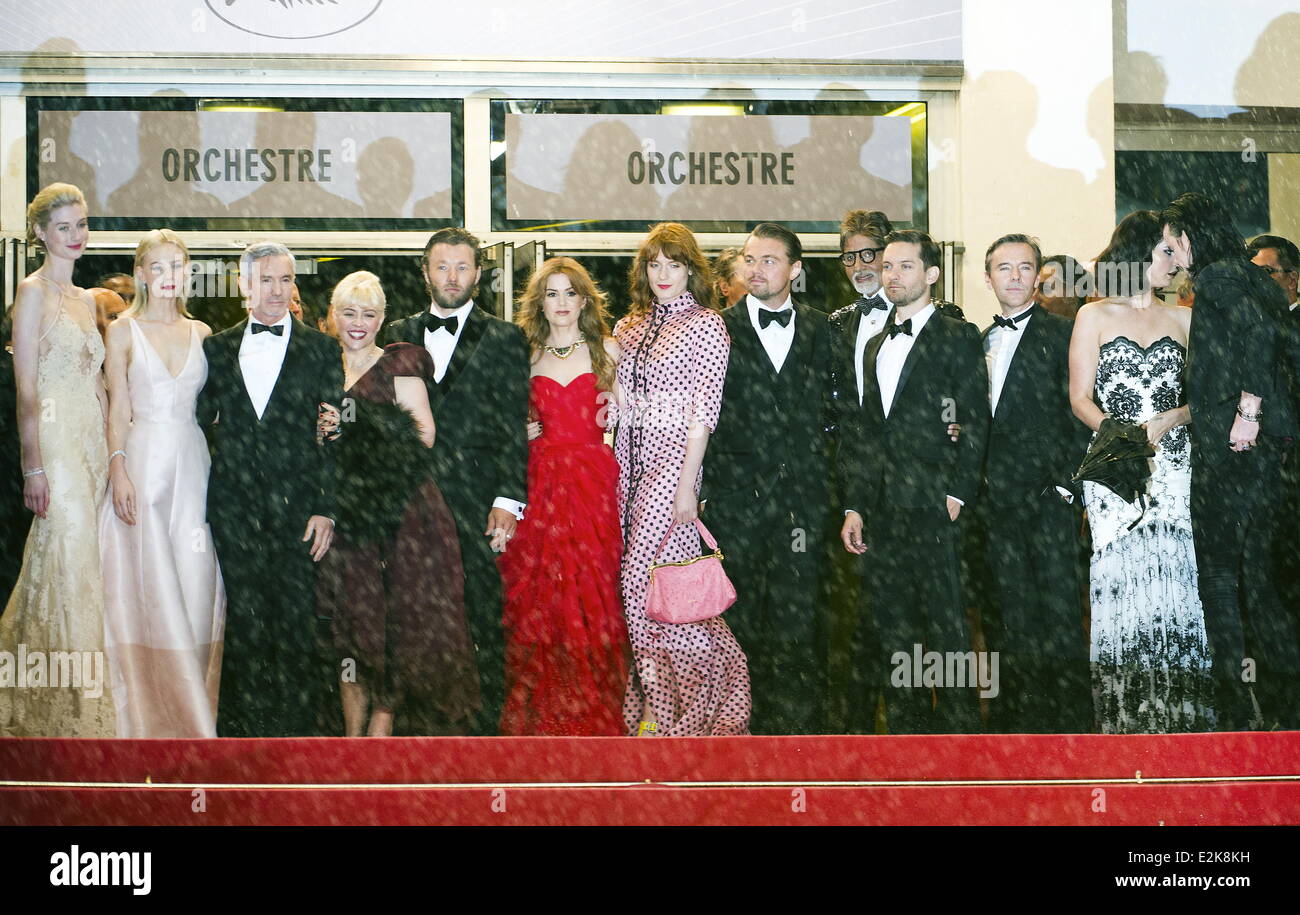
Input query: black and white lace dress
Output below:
<box><xmin>1082</xmin><ymin>336</ymin><xmax>1215</xmax><ymax>733</ymax></box>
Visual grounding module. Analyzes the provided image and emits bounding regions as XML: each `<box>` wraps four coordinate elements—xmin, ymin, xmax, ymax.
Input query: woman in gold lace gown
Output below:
<box><xmin>0</xmin><ymin>183</ymin><xmax>115</xmax><ymax>737</ymax></box>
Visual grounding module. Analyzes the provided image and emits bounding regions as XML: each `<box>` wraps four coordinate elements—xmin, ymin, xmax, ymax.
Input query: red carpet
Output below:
<box><xmin>2</xmin><ymin>732</ymin><xmax>1297</xmax><ymax>825</ymax></box>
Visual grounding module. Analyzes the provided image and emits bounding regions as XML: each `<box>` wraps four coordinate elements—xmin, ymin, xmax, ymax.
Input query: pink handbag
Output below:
<box><xmin>645</xmin><ymin>519</ymin><xmax>737</xmax><ymax>624</ymax></box>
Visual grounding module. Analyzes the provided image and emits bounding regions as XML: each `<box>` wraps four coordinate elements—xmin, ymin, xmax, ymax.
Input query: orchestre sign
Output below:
<box><xmin>36</xmin><ymin>109</ymin><xmax>455</xmax><ymax>221</ymax></box>
<box><xmin>504</xmin><ymin>112</ymin><xmax>915</xmax><ymax>224</ymax></box>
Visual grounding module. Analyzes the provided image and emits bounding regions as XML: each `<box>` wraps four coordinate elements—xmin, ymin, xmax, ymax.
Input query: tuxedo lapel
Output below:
<box><xmin>994</xmin><ymin>313</ymin><xmax>1042</xmax><ymax>425</ymax></box>
<box><xmin>436</xmin><ymin>306</ymin><xmax>489</xmax><ymax>404</ymax></box>
<box><xmin>395</xmin><ymin>313</ymin><xmax>424</xmax><ymax>345</ymax></box>
<box><xmin>736</xmin><ymin>309</ymin><xmax>771</xmax><ymax>376</ymax></box>
<box><xmin>863</xmin><ymin>330</ymin><xmax>889</xmax><ymax>421</ymax></box>
<box><xmin>889</xmin><ymin>315</ymin><xmax>937</xmax><ymax>415</ymax></box>
<box><xmin>260</xmin><ymin>319</ymin><xmax>307</xmax><ymax>424</ymax></box>
<box><xmin>786</xmin><ymin>303</ymin><xmax>816</xmax><ymax>393</ymax></box>
<box><xmin>994</xmin><ymin>309</ymin><xmax>1050</xmax><ymax>426</ymax></box>
<box><xmin>225</xmin><ymin>319</ymin><xmax>265</xmax><ymax>420</ymax></box>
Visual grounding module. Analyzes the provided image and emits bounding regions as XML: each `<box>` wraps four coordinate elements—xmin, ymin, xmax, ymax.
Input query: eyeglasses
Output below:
<box><xmin>840</xmin><ymin>246</ymin><xmax>886</xmax><ymax>267</ymax></box>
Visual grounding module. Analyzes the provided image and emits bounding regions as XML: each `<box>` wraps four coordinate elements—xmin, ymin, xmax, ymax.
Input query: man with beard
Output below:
<box><xmin>703</xmin><ymin>222</ymin><xmax>833</xmax><ymax>733</ymax></box>
<box><xmin>825</xmin><ymin>210</ymin><xmax>893</xmax><ymax>731</ymax></box>
<box><xmin>1164</xmin><ymin>195</ymin><xmax>1300</xmax><ymax>729</ymax></box>
<box><xmin>829</xmin><ymin>210</ymin><xmax>894</xmax><ymax>423</ymax></box>
<box><xmin>838</xmin><ymin>230</ymin><xmax>989</xmax><ymax>733</ymax></box>
<box><xmin>382</xmin><ymin>227</ymin><xmax>530</xmax><ymax>734</ymax></box>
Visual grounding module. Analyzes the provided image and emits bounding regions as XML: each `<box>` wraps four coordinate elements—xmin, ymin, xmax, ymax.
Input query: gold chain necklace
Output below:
<box><xmin>544</xmin><ymin>339</ymin><xmax>586</xmax><ymax>359</ymax></box>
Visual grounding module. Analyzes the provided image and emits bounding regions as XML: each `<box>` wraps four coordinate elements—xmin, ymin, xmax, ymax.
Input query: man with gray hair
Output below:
<box><xmin>197</xmin><ymin>241</ymin><xmax>343</xmax><ymax>736</ymax></box>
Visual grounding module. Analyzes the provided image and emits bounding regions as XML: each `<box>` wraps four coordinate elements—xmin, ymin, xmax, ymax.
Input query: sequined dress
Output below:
<box><xmin>0</xmin><ymin>285</ymin><xmax>115</xmax><ymax>736</ymax></box>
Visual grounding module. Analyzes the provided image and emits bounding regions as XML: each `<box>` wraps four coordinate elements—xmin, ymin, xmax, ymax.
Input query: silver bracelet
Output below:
<box><xmin>22</xmin><ymin>467</ymin><xmax>44</xmax><ymax>478</ymax></box>
<box><xmin>1236</xmin><ymin>406</ymin><xmax>1263</xmax><ymax>423</ymax></box>
<box><xmin>108</xmin><ymin>449</ymin><xmax>127</xmax><ymax>465</ymax></box>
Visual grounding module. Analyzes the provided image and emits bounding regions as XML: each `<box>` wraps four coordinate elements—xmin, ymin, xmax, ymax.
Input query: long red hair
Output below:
<box><xmin>627</xmin><ymin>222</ymin><xmax>718</xmax><ymax>317</ymax></box>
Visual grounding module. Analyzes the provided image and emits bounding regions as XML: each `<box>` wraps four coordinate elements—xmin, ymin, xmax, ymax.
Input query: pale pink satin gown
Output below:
<box><xmin>98</xmin><ymin>317</ymin><xmax>225</xmax><ymax>737</ymax></box>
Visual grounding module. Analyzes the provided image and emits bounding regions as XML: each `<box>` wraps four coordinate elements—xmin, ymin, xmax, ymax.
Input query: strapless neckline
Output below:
<box><xmin>1101</xmin><ymin>334</ymin><xmax>1184</xmax><ymax>355</ymax></box>
<box><xmin>533</xmin><ymin>372</ymin><xmax>595</xmax><ymax>389</ymax></box>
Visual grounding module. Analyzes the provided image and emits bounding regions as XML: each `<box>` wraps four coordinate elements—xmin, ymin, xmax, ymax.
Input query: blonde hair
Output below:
<box><xmin>330</xmin><ymin>271</ymin><xmax>386</xmax><ymax>313</ymax></box>
<box><xmin>515</xmin><ymin>257</ymin><xmax>616</xmax><ymax>391</ymax></box>
<box><xmin>127</xmin><ymin>228</ymin><xmax>193</xmax><ymax>319</ymax></box>
<box><xmin>27</xmin><ymin>182</ymin><xmax>87</xmax><ymax>248</ymax></box>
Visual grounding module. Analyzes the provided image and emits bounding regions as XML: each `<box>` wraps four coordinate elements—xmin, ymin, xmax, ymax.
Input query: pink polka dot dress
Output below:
<box><xmin>613</xmin><ymin>292</ymin><xmax>752</xmax><ymax>736</ymax></box>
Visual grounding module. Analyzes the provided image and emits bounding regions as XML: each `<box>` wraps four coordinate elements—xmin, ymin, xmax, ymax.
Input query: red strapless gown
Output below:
<box><xmin>497</xmin><ymin>372</ymin><xmax>630</xmax><ymax>735</ymax></box>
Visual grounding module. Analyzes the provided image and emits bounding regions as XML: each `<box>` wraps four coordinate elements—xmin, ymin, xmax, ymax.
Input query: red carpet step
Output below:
<box><xmin>2</xmin><ymin>732</ymin><xmax>1296</xmax><ymax>825</ymax></box>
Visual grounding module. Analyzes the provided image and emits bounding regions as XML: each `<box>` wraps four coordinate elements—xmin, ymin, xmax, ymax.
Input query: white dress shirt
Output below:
<box><xmin>422</xmin><ymin>298</ymin><xmax>526</xmax><ymax>521</ymax></box>
<box><xmin>876</xmin><ymin>302</ymin><xmax>935</xmax><ymax>419</ymax></box>
<box><xmin>854</xmin><ymin>291</ymin><xmax>892</xmax><ymax>404</ymax></box>
<box><xmin>852</xmin><ymin>301</ymin><xmax>961</xmax><ymax>512</ymax></box>
<box><xmin>984</xmin><ymin>304</ymin><xmax>1034</xmax><ymax>415</ymax></box>
<box><xmin>983</xmin><ymin>305</ymin><xmax>1073</xmax><ymax>503</ymax></box>
<box><xmin>422</xmin><ymin>299</ymin><xmax>476</xmax><ymax>383</ymax></box>
<box><xmin>745</xmin><ymin>293</ymin><xmax>795</xmax><ymax>372</ymax></box>
<box><xmin>239</xmin><ymin>312</ymin><xmax>292</xmax><ymax>419</ymax></box>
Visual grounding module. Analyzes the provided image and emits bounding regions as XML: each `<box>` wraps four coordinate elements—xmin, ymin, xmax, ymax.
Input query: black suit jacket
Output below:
<box><xmin>380</xmin><ymin>305</ymin><xmax>529</xmax><ymax>517</ymax></box>
<box><xmin>196</xmin><ymin>318</ymin><xmax>341</xmax><ymax>539</ymax></box>
<box><xmin>840</xmin><ymin>306</ymin><xmax>990</xmax><ymax>514</ymax></box>
<box><xmin>980</xmin><ymin>307</ymin><xmax>1090</xmax><ymax>505</ymax></box>
<box><xmin>704</xmin><ymin>300</ymin><xmax>834</xmax><ymax>521</ymax></box>
<box><xmin>828</xmin><ymin>300</ymin><xmax>865</xmax><ymax>440</ymax></box>
<box><xmin>1186</xmin><ymin>257</ymin><xmax>1298</xmax><ymax>447</ymax></box>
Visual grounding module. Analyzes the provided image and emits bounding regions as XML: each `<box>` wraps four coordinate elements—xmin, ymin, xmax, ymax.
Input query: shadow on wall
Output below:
<box><xmin>1235</xmin><ymin>12</ymin><xmax>1300</xmax><ymax>110</ymax></box>
<box><xmin>964</xmin><ymin>70</ymin><xmax>1089</xmax><ymax>231</ymax></box>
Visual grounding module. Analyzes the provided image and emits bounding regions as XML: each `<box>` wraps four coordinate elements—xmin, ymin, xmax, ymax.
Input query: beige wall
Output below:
<box><xmin>1268</xmin><ymin>154</ymin><xmax>1300</xmax><ymax>241</ymax></box>
<box><xmin>956</xmin><ymin>0</ymin><xmax>1116</xmax><ymax>326</ymax></box>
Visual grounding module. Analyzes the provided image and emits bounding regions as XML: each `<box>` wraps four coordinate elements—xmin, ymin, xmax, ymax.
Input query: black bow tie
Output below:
<box><xmin>887</xmin><ymin>319</ymin><xmax>912</xmax><ymax>339</ymax></box>
<box><xmin>758</xmin><ymin>308</ymin><xmax>793</xmax><ymax>330</ymax></box>
<box><xmin>855</xmin><ymin>295</ymin><xmax>889</xmax><ymax>316</ymax></box>
<box><xmin>251</xmin><ymin>323</ymin><xmax>283</xmax><ymax>336</ymax></box>
<box><xmin>993</xmin><ymin>308</ymin><xmax>1033</xmax><ymax>331</ymax></box>
<box><xmin>424</xmin><ymin>313</ymin><xmax>459</xmax><ymax>335</ymax></box>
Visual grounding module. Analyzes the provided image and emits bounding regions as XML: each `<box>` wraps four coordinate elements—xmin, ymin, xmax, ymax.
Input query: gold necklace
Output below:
<box><xmin>544</xmin><ymin>339</ymin><xmax>586</xmax><ymax>359</ymax></box>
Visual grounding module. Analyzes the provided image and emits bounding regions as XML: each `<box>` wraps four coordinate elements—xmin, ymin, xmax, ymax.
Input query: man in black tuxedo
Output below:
<box><xmin>1248</xmin><ymin>235</ymin><xmax>1300</xmax><ymax>617</ymax></box>
<box><xmin>975</xmin><ymin>234</ymin><xmax>1091</xmax><ymax>733</ymax></box>
<box><xmin>825</xmin><ymin>210</ymin><xmax>894</xmax><ymax>732</ymax></box>
<box><xmin>839</xmin><ymin>230</ymin><xmax>990</xmax><ymax>734</ymax></box>
<box><xmin>197</xmin><ymin>242</ymin><xmax>342</xmax><ymax>737</ymax></box>
<box><xmin>381</xmin><ymin>227</ymin><xmax>529</xmax><ymax>735</ymax></box>
<box><xmin>1164</xmin><ymin>194</ymin><xmax>1300</xmax><ymax>730</ymax></box>
<box><xmin>703</xmin><ymin>222</ymin><xmax>833</xmax><ymax>734</ymax></box>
